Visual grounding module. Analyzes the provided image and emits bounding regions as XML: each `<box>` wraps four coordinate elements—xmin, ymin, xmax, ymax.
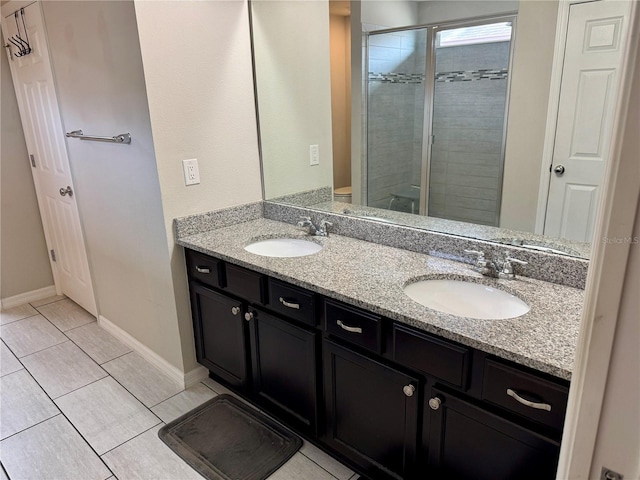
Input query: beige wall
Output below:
<box><xmin>500</xmin><ymin>1</ymin><xmax>558</xmax><ymax>231</ymax></box>
<box><xmin>252</xmin><ymin>0</ymin><xmax>334</xmax><ymax>199</ymax></box>
<box><xmin>418</xmin><ymin>1</ymin><xmax>518</xmax><ymax>24</ymax></box>
<box><xmin>330</xmin><ymin>13</ymin><xmax>351</xmax><ymax>189</ymax></box>
<box><xmin>134</xmin><ymin>0</ymin><xmax>262</xmax><ymax>372</ymax></box>
<box><xmin>362</xmin><ymin>0</ymin><xmax>417</xmax><ymax>27</ymax></box>
<box><xmin>1</xmin><ymin>42</ymin><xmax>54</xmax><ymax>300</ymax></box>
<box><xmin>41</xmin><ymin>1</ymin><xmax>187</xmax><ymax>370</ymax></box>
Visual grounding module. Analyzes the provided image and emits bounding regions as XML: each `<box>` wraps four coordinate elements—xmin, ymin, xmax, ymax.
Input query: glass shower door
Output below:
<box><xmin>366</xmin><ymin>27</ymin><xmax>428</xmax><ymax>214</ymax></box>
<box><xmin>428</xmin><ymin>21</ymin><xmax>513</xmax><ymax>226</ymax></box>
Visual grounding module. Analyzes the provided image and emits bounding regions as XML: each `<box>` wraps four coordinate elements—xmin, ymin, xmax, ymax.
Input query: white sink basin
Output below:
<box><xmin>403</xmin><ymin>279</ymin><xmax>530</xmax><ymax>320</ymax></box>
<box><xmin>244</xmin><ymin>238</ymin><xmax>322</xmax><ymax>258</ymax></box>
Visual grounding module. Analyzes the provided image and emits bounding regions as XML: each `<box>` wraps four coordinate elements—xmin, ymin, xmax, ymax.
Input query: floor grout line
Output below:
<box><xmin>0</xmin><ymin>313</ymin><xmax>41</xmax><ymax>327</ymax></box>
<box><xmin>98</xmin><ymin>420</ymin><xmax>164</xmax><ymax>458</ymax></box>
<box><xmin>3</xmin><ymin>367</ymin><xmax>116</xmax><ymax>479</ymax></box>
<box><xmin>28</xmin><ymin>297</ymin><xmax>67</xmax><ymax>309</ymax></box>
<box><xmin>0</xmin><ymin>413</ymin><xmax>62</xmax><ymax>443</ymax></box>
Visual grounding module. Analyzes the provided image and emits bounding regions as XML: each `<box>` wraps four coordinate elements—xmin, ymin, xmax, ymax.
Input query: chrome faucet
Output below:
<box><xmin>297</xmin><ymin>216</ymin><xmax>333</xmax><ymax>237</ymax></box>
<box><xmin>464</xmin><ymin>250</ymin><xmax>528</xmax><ymax>279</ymax></box>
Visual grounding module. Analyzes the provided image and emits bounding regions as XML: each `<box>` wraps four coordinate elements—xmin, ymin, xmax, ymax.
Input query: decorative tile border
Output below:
<box><xmin>436</xmin><ymin>69</ymin><xmax>508</xmax><ymax>82</ymax></box>
<box><xmin>368</xmin><ymin>72</ymin><xmax>425</xmax><ymax>84</ymax></box>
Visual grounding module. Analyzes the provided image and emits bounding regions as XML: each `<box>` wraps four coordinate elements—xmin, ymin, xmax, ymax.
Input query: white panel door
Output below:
<box><xmin>544</xmin><ymin>0</ymin><xmax>631</xmax><ymax>242</ymax></box>
<box><xmin>2</xmin><ymin>2</ymin><xmax>96</xmax><ymax>315</ymax></box>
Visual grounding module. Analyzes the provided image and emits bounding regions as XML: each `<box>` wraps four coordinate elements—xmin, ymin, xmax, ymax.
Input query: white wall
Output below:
<box><xmin>252</xmin><ymin>0</ymin><xmax>333</xmax><ymax>199</ymax></box>
<box><xmin>134</xmin><ymin>0</ymin><xmax>262</xmax><ymax>372</ymax></box>
<box><xmin>501</xmin><ymin>0</ymin><xmax>558</xmax><ymax>231</ymax></box>
<box><xmin>1</xmin><ymin>41</ymin><xmax>54</xmax><ymax>300</ymax></box>
<box><xmin>41</xmin><ymin>1</ymin><xmax>186</xmax><ymax>371</ymax></box>
<box><xmin>589</xmin><ymin>24</ymin><xmax>640</xmax><ymax>474</ymax></box>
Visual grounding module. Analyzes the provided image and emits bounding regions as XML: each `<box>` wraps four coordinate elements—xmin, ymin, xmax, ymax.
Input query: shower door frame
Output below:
<box><xmin>364</xmin><ymin>13</ymin><xmax>517</xmax><ymax>225</ymax></box>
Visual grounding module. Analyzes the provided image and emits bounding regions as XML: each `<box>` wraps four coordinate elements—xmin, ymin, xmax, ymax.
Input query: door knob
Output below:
<box><xmin>59</xmin><ymin>186</ymin><xmax>73</xmax><ymax>197</ymax></box>
<box><xmin>428</xmin><ymin>397</ymin><xmax>442</xmax><ymax>410</ymax></box>
<box><xmin>554</xmin><ymin>165</ymin><xmax>565</xmax><ymax>175</ymax></box>
<box><xmin>244</xmin><ymin>311</ymin><xmax>254</xmax><ymax>322</ymax></box>
<box><xmin>231</xmin><ymin>306</ymin><xmax>240</xmax><ymax>316</ymax></box>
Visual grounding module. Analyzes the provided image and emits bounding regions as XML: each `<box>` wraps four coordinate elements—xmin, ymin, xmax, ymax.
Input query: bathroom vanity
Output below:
<box><xmin>177</xmin><ymin>214</ymin><xmax>583</xmax><ymax>480</ymax></box>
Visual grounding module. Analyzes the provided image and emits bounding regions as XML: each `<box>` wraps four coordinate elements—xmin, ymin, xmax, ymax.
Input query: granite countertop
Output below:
<box><xmin>177</xmin><ymin>218</ymin><xmax>584</xmax><ymax>381</ymax></box>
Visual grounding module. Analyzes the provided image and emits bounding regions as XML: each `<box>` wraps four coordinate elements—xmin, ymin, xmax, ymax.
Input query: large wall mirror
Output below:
<box><xmin>251</xmin><ymin>0</ymin><xmax>628</xmax><ymax>260</ymax></box>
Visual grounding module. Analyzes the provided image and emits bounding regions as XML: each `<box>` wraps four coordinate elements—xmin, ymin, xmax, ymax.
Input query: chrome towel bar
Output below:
<box><xmin>66</xmin><ymin>129</ymin><xmax>131</xmax><ymax>144</ymax></box>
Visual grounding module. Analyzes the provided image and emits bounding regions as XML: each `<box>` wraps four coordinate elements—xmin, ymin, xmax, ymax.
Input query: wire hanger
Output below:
<box><xmin>7</xmin><ymin>8</ymin><xmax>32</xmax><ymax>57</ymax></box>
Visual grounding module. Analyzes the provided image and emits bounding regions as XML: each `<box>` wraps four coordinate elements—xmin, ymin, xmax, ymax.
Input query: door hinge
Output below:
<box><xmin>29</xmin><ymin>154</ymin><xmax>35</xmax><ymax>167</ymax></box>
<box><xmin>50</xmin><ymin>249</ymin><xmax>56</xmax><ymax>262</ymax></box>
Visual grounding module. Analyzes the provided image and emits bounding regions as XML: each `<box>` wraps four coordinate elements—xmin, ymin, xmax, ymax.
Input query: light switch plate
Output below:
<box><xmin>310</xmin><ymin>145</ymin><xmax>319</xmax><ymax>166</ymax></box>
<box><xmin>183</xmin><ymin>158</ymin><xmax>200</xmax><ymax>186</ymax></box>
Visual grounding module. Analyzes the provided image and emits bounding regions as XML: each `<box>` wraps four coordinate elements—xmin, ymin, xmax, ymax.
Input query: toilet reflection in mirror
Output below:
<box><xmin>251</xmin><ymin>0</ymin><xmax>630</xmax><ymax>259</ymax></box>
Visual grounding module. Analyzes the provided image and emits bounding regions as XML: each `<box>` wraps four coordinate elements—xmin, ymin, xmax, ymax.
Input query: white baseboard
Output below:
<box><xmin>97</xmin><ymin>314</ymin><xmax>207</xmax><ymax>389</ymax></box>
<box><xmin>1</xmin><ymin>285</ymin><xmax>57</xmax><ymax>309</ymax></box>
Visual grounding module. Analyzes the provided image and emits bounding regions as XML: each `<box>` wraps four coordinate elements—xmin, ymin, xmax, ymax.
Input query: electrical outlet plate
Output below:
<box><xmin>601</xmin><ymin>467</ymin><xmax>624</xmax><ymax>480</ymax></box>
<box><xmin>310</xmin><ymin>145</ymin><xmax>319</xmax><ymax>166</ymax></box>
<box><xmin>182</xmin><ymin>158</ymin><xmax>200</xmax><ymax>186</ymax></box>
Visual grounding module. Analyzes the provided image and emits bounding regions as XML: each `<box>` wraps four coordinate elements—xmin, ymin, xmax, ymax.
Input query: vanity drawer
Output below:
<box><xmin>268</xmin><ymin>278</ymin><xmax>316</xmax><ymax>326</ymax></box>
<box><xmin>186</xmin><ymin>250</ymin><xmax>223</xmax><ymax>289</ymax></box>
<box><xmin>325</xmin><ymin>300</ymin><xmax>381</xmax><ymax>353</ymax></box>
<box><xmin>391</xmin><ymin>324</ymin><xmax>470</xmax><ymax>389</ymax></box>
<box><xmin>482</xmin><ymin>359</ymin><xmax>568</xmax><ymax>431</ymax></box>
<box><xmin>225</xmin><ymin>263</ymin><xmax>266</xmax><ymax>305</ymax></box>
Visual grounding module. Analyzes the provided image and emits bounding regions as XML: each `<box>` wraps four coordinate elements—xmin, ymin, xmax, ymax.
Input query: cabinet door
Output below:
<box><xmin>248</xmin><ymin>308</ymin><xmax>318</xmax><ymax>433</ymax></box>
<box><xmin>323</xmin><ymin>339</ymin><xmax>419</xmax><ymax>480</ymax></box>
<box><xmin>190</xmin><ymin>282</ymin><xmax>248</xmax><ymax>389</ymax></box>
<box><xmin>427</xmin><ymin>387</ymin><xmax>560</xmax><ymax>480</ymax></box>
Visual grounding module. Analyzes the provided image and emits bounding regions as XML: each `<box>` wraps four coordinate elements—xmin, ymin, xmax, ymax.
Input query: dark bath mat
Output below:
<box><xmin>158</xmin><ymin>394</ymin><xmax>302</xmax><ymax>480</ymax></box>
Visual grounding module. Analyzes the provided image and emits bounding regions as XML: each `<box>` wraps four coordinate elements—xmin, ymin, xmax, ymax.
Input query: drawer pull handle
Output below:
<box><xmin>506</xmin><ymin>388</ymin><xmax>551</xmax><ymax>412</ymax></box>
<box><xmin>279</xmin><ymin>297</ymin><xmax>300</xmax><ymax>310</ymax></box>
<box><xmin>195</xmin><ymin>266</ymin><xmax>211</xmax><ymax>274</ymax></box>
<box><xmin>337</xmin><ymin>320</ymin><xmax>362</xmax><ymax>334</ymax></box>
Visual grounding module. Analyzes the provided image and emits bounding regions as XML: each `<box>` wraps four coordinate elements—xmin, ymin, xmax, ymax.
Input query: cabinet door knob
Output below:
<box><xmin>403</xmin><ymin>384</ymin><xmax>416</xmax><ymax>397</ymax></box>
<box><xmin>244</xmin><ymin>311</ymin><xmax>254</xmax><ymax>322</ymax></box>
<box><xmin>429</xmin><ymin>397</ymin><xmax>442</xmax><ymax>410</ymax></box>
<box><xmin>231</xmin><ymin>306</ymin><xmax>240</xmax><ymax>316</ymax></box>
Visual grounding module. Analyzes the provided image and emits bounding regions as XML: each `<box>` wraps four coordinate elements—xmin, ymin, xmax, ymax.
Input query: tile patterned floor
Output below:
<box><xmin>0</xmin><ymin>296</ymin><xmax>359</xmax><ymax>480</ymax></box>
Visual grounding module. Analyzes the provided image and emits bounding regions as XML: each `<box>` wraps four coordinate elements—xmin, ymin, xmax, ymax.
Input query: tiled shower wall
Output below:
<box><xmin>428</xmin><ymin>41</ymin><xmax>510</xmax><ymax>226</ymax></box>
<box><xmin>366</xmin><ymin>26</ymin><xmax>426</xmax><ymax>212</ymax></box>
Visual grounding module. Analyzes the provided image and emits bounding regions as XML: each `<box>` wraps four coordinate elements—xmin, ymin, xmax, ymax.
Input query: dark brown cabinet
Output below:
<box><xmin>185</xmin><ymin>249</ymin><xmax>569</xmax><ymax>480</ymax></box>
<box><xmin>323</xmin><ymin>339</ymin><xmax>420</xmax><ymax>479</ymax></box>
<box><xmin>247</xmin><ymin>307</ymin><xmax>318</xmax><ymax>434</ymax></box>
<box><xmin>427</xmin><ymin>386</ymin><xmax>560</xmax><ymax>479</ymax></box>
<box><xmin>189</xmin><ymin>281</ymin><xmax>248</xmax><ymax>389</ymax></box>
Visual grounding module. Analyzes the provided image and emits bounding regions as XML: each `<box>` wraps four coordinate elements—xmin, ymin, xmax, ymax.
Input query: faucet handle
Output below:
<box><xmin>499</xmin><ymin>256</ymin><xmax>528</xmax><ymax>279</ymax></box>
<box><xmin>297</xmin><ymin>216</ymin><xmax>312</xmax><ymax>227</ymax></box>
<box><xmin>318</xmin><ymin>219</ymin><xmax>333</xmax><ymax>236</ymax></box>
<box><xmin>505</xmin><ymin>257</ymin><xmax>528</xmax><ymax>266</ymax></box>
